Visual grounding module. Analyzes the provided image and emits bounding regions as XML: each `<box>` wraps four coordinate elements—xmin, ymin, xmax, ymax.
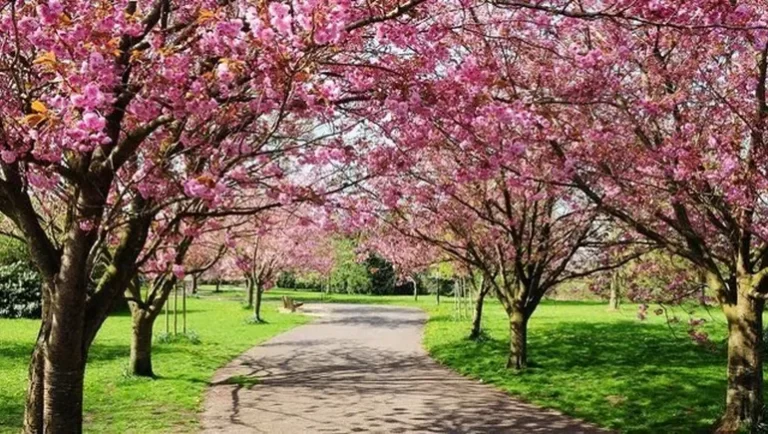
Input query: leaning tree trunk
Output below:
<box><xmin>608</xmin><ymin>272</ymin><xmax>620</xmax><ymax>311</ymax></box>
<box><xmin>469</xmin><ymin>285</ymin><xmax>488</xmax><ymax>341</ymax></box>
<box><xmin>253</xmin><ymin>283</ymin><xmax>264</xmax><ymax>322</ymax></box>
<box><xmin>507</xmin><ymin>307</ymin><xmax>529</xmax><ymax>370</ymax></box>
<box><xmin>718</xmin><ymin>282</ymin><xmax>764</xmax><ymax>433</ymax></box>
<box><xmin>129</xmin><ymin>309</ymin><xmax>155</xmax><ymax>377</ymax></box>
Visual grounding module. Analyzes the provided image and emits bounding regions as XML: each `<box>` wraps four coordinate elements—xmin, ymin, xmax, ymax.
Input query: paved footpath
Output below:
<box><xmin>201</xmin><ymin>304</ymin><xmax>608</xmax><ymax>434</ymax></box>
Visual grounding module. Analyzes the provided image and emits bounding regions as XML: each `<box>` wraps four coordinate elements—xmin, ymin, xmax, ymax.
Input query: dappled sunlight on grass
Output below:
<box><xmin>424</xmin><ymin>302</ymin><xmax>730</xmax><ymax>434</ymax></box>
<box><xmin>0</xmin><ymin>287</ymin><xmax>742</xmax><ymax>433</ymax></box>
<box><xmin>0</xmin><ymin>294</ymin><xmax>308</xmax><ymax>433</ymax></box>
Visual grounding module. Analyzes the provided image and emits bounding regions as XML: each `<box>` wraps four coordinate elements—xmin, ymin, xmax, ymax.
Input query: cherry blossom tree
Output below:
<box><xmin>360</xmin><ymin>229</ymin><xmax>442</xmax><ymax>300</ymax></box>
<box><xmin>396</xmin><ymin>1</ymin><xmax>767</xmax><ymax>429</ymax></box>
<box><xmin>0</xmin><ymin>0</ymin><xmax>431</xmax><ymax>430</ymax></box>
<box><xmin>226</xmin><ymin>208</ymin><xmax>335</xmax><ymax>321</ymax></box>
<box><xmin>486</xmin><ymin>4</ymin><xmax>767</xmax><ymax>429</ymax></box>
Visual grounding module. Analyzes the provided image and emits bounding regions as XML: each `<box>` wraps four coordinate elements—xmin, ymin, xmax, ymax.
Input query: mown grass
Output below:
<box><xmin>423</xmin><ymin>301</ymin><xmax>731</xmax><ymax>434</ymax></box>
<box><xmin>0</xmin><ymin>285</ymin><xmax>744</xmax><ymax>433</ymax></box>
<box><xmin>0</xmin><ymin>293</ymin><xmax>308</xmax><ymax>433</ymax></box>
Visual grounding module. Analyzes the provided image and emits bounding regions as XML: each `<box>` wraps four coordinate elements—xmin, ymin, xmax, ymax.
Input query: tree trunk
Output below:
<box><xmin>507</xmin><ymin>309</ymin><xmax>529</xmax><ymax>370</ymax></box>
<box><xmin>24</xmin><ymin>285</ymin><xmax>51</xmax><ymax>434</ymax></box>
<box><xmin>469</xmin><ymin>286</ymin><xmax>488</xmax><ymax>340</ymax></box>
<box><xmin>253</xmin><ymin>283</ymin><xmax>264</xmax><ymax>322</ymax></box>
<box><xmin>43</xmin><ymin>290</ymin><xmax>87</xmax><ymax>434</ymax></box>
<box><xmin>699</xmin><ymin>270</ymin><xmax>708</xmax><ymax>306</ymax></box>
<box><xmin>246</xmin><ymin>277</ymin><xmax>254</xmax><ymax>308</ymax></box>
<box><xmin>130</xmin><ymin>310</ymin><xmax>155</xmax><ymax>377</ymax></box>
<box><xmin>191</xmin><ymin>274</ymin><xmax>198</xmax><ymax>295</ymax></box>
<box><xmin>23</xmin><ymin>332</ymin><xmax>46</xmax><ymax>433</ymax></box>
<box><xmin>43</xmin><ymin>359</ymin><xmax>85</xmax><ymax>434</ymax></box>
<box><xmin>215</xmin><ymin>278</ymin><xmax>221</xmax><ymax>293</ymax></box>
<box><xmin>412</xmin><ymin>278</ymin><xmax>418</xmax><ymax>301</ymax></box>
<box><xmin>608</xmin><ymin>272</ymin><xmax>620</xmax><ymax>311</ymax></box>
<box><xmin>718</xmin><ymin>287</ymin><xmax>764</xmax><ymax>433</ymax></box>
<box><xmin>23</xmin><ymin>293</ymin><xmax>88</xmax><ymax>434</ymax></box>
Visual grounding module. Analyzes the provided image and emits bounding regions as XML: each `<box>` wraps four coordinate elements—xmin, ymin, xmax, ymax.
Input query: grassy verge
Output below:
<box><xmin>423</xmin><ymin>301</ymin><xmax>730</xmax><ymax>434</ymax></box>
<box><xmin>0</xmin><ymin>293</ymin><xmax>308</xmax><ymax>433</ymax></box>
<box><xmin>0</xmin><ymin>286</ymin><xmax>741</xmax><ymax>433</ymax></box>
<box><xmin>250</xmin><ymin>288</ymin><xmax>732</xmax><ymax>433</ymax></box>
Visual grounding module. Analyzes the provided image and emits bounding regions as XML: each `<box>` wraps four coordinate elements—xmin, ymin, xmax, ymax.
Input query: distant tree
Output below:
<box><xmin>364</xmin><ymin>254</ymin><xmax>396</xmax><ymax>295</ymax></box>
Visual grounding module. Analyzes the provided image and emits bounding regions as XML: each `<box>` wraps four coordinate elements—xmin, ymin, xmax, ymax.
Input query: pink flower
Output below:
<box><xmin>269</xmin><ymin>3</ymin><xmax>293</xmax><ymax>35</ymax></box>
<box><xmin>172</xmin><ymin>264</ymin><xmax>185</xmax><ymax>279</ymax></box>
<box><xmin>216</xmin><ymin>62</ymin><xmax>235</xmax><ymax>84</ymax></box>
<box><xmin>82</xmin><ymin>112</ymin><xmax>106</xmax><ymax>131</ymax></box>
<box><xmin>1</xmin><ymin>150</ymin><xmax>17</xmax><ymax>164</ymax></box>
<box><xmin>183</xmin><ymin>178</ymin><xmax>211</xmax><ymax>198</ymax></box>
<box><xmin>78</xmin><ymin>220</ymin><xmax>95</xmax><ymax>232</ymax></box>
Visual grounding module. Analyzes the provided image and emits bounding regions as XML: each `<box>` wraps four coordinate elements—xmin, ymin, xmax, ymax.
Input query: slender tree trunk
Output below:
<box><xmin>608</xmin><ymin>272</ymin><xmax>620</xmax><ymax>311</ymax></box>
<box><xmin>173</xmin><ymin>283</ymin><xmax>178</xmax><ymax>335</ymax></box>
<box><xmin>191</xmin><ymin>274</ymin><xmax>198</xmax><ymax>295</ymax></box>
<box><xmin>129</xmin><ymin>310</ymin><xmax>154</xmax><ymax>377</ymax></box>
<box><xmin>507</xmin><ymin>308</ymin><xmax>529</xmax><ymax>370</ymax></box>
<box><xmin>412</xmin><ymin>278</ymin><xmax>418</xmax><ymax>301</ymax></box>
<box><xmin>253</xmin><ymin>283</ymin><xmax>264</xmax><ymax>322</ymax></box>
<box><xmin>718</xmin><ymin>284</ymin><xmax>764</xmax><ymax>433</ymax></box>
<box><xmin>215</xmin><ymin>278</ymin><xmax>221</xmax><ymax>293</ymax></box>
<box><xmin>246</xmin><ymin>276</ymin><xmax>254</xmax><ymax>308</ymax></box>
<box><xmin>182</xmin><ymin>282</ymin><xmax>187</xmax><ymax>334</ymax></box>
<box><xmin>469</xmin><ymin>286</ymin><xmax>488</xmax><ymax>340</ymax></box>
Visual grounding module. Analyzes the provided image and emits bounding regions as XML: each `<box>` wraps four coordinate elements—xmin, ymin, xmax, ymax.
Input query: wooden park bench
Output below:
<box><xmin>281</xmin><ymin>296</ymin><xmax>304</xmax><ymax>312</ymax></box>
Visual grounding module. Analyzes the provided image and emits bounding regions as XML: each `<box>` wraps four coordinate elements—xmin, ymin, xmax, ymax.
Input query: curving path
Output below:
<box><xmin>201</xmin><ymin>304</ymin><xmax>608</xmax><ymax>434</ymax></box>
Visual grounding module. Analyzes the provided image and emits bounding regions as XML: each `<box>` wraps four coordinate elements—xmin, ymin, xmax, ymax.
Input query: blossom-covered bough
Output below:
<box><xmin>227</xmin><ymin>207</ymin><xmax>335</xmax><ymax>322</ymax></box>
<box><xmin>0</xmin><ymin>0</ymin><xmax>429</xmax><ymax>431</ymax></box>
<box><xmin>478</xmin><ymin>2</ymin><xmax>768</xmax><ymax>430</ymax></box>
<box><xmin>438</xmin><ymin>1</ymin><xmax>767</xmax><ymax>430</ymax></box>
<box><xmin>4</xmin><ymin>0</ymin><xmax>768</xmax><ymax>432</ymax></box>
<box><xmin>328</xmin><ymin>1</ymin><xmax>768</xmax><ymax>430</ymax></box>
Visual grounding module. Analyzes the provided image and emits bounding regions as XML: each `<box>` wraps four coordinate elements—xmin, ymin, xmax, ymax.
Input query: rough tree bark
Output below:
<box><xmin>716</xmin><ymin>275</ymin><xmax>765</xmax><ymax>433</ymax></box>
<box><xmin>129</xmin><ymin>309</ymin><xmax>155</xmax><ymax>377</ymax></box>
<box><xmin>23</xmin><ymin>283</ymin><xmax>51</xmax><ymax>434</ymax></box>
<box><xmin>507</xmin><ymin>306</ymin><xmax>529</xmax><ymax>370</ymax></box>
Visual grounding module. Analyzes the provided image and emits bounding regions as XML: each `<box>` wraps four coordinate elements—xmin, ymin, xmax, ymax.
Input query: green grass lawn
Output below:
<box><xmin>0</xmin><ymin>293</ymin><xmax>309</xmax><ymax>433</ymax></box>
<box><xmin>0</xmin><ymin>286</ymin><xmax>741</xmax><ymax>433</ymax></box>
<box><xmin>423</xmin><ymin>301</ymin><xmax>731</xmax><ymax>434</ymax></box>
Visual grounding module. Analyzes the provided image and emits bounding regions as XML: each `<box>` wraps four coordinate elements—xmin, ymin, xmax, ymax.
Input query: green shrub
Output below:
<box><xmin>0</xmin><ymin>262</ymin><xmax>42</xmax><ymax>318</ymax></box>
<box><xmin>0</xmin><ymin>236</ymin><xmax>29</xmax><ymax>266</ymax></box>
